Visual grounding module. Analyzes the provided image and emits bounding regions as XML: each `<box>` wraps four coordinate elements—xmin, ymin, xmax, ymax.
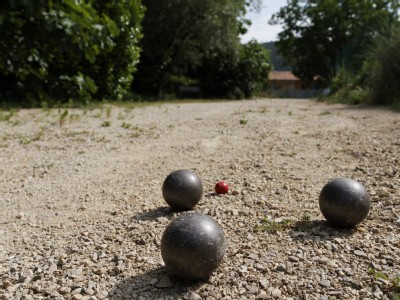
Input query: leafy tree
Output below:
<box><xmin>270</xmin><ymin>0</ymin><xmax>400</xmax><ymax>82</ymax></box>
<box><xmin>132</xmin><ymin>0</ymin><xmax>252</xmax><ymax>97</ymax></box>
<box><xmin>200</xmin><ymin>41</ymin><xmax>271</xmax><ymax>99</ymax></box>
<box><xmin>363</xmin><ymin>23</ymin><xmax>400</xmax><ymax>108</ymax></box>
<box><xmin>0</xmin><ymin>0</ymin><xmax>143</xmax><ymax>106</ymax></box>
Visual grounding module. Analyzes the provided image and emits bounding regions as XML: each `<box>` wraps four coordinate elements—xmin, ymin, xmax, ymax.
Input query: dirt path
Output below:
<box><xmin>1</xmin><ymin>99</ymin><xmax>399</xmax><ymax>299</ymax></box>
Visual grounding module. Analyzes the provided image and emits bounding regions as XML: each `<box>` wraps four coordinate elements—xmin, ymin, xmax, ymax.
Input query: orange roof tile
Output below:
<box><xmin>269</xmin><ymin>71</ymin><xmax>299</xmax><ymax>81</ymax></box>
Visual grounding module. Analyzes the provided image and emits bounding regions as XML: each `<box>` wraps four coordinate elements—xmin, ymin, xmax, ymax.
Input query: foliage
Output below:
<box><xmin>254</xmin><ymin>217</ymin><xmax>294</xmax><ymax>233</ymax></box>
<box><xmin>327</xmin><ymin>66</ymin><xmax>369</xmax><ymax>105</ymax></box>
<box><xmin>0</xmin><ymin>0</ymin><xmax>143</xmax><ymax>106</ymax></box>
<box><xmin>270</xmin><ymin>0</ymin><xmax>400</xmax><ymax>83</ymax></box>
<box><xmin>199</xmin><ymin>41</ymin><xmax>271</xmax><ymax>99</ymax></box>
<box><xmin>363</xmin><ymin>24</ymin><xmax>400</xmax><ymax>109</ymax></box>
<box><xmin>132</xmin><ymin>0</ymin><xmax>266</xmax><ymax>99</ymax></box>
<box><xmin>326</xmin><ymin>23</ymin><xmax>400</xmax><ymax>109</ymax></box>
<box><xmin>262</xmin><ymin>42</ymin><xmax>291</xmax><ymax>71</ymax></box>
<box><xmin>369</xmin><ymin>269</ymin><xmax>400</xmax><ymax>298</ymax></box>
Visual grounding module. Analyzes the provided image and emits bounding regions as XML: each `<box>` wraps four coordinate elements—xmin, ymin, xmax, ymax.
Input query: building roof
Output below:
<box><xmin>269</xmin><ymin>71</ymin><xmax>299</xmax><ymax>81</ymax></box>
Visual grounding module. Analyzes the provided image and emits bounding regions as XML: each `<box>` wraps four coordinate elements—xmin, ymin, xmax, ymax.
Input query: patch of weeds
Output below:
<box><xmin>318</xmin><ymin>111</ymin><xmax>331</xmax><ymax>116</ymax></box>
<box><xmin>259</xmin><ymin>106</ymin><xmax>269</xmax><ymax>113</ymax></box>
<box><xmin>94</xmin><ymin>110</ymin><xmax>102</xmax><ymax>118</ymax></box>
<box><xmin>121</xmin><ymin>122</ymin><xmax>131</xmax><ymax>129</ymax></box>
<box><xmin>239</xmin><ymin>119</ymin><xmax>248</xmax><ymax>125</ymax></box>
<box><xmin>21</xmin><ymin>137</ymin><xmax>32</xmax><ymax>145</ymax></box>
<box><xmin>59</xmin><ymin>109</ymin><xmax>69</xmax><ymax>126</ymax></box>
<box><xmin>129</xmin><ymin>132</ymin><xmax>141</xmax><ymax>138</ymax></box>
<box><xmin>101</xmin><ymin>121</ymin><xmax>111</xmax><ymax>127</ymax></box>
<box><xmin>282</xmin><ymin>151</ymin><xmax>297</xmax><ymax>157</ymax></box>
<box><xmin>32</xmin><ymin>127</ymin><xmax>45</xmax><ymax>141</ymax></box>
<box><xmin>254</xmin><ymin>218</ymin><xmax>294</xmax><ymax>233</ymax></box>
<box><xmin>0</xmin><ymin>109</ymin><xmax>17</xmax><ymax>122</ymax></box>
<box><xmin>64</xmin><ymin>130</ymin><xmax>90</xmax><ymax>138</ymax></box>
<box><xmin>69</xmin><ymin>114</ymin><xmax>81</xmax><ymax>122</ymax></box>
<box><xmin>96</xmin><ymin>136</ymin><xmax>110</xmax><ymax>143</ymax></box>
<box><xmin>128</xmin><ymin>126</ymin><xmax>144</xmax><ymax>138</ymax></box>
<box><xmin>0</xmin><ymin>136</ymin><xmax>9</xmax><ymax>148</ymax></box>
<box><xmin>293</xmin><ymin>130</ymin><xmax>300</xmax><ymax>134</ymax></box>
<box><xmin>293</xmin><ymin>213</ymin><xmax>315</xmax><ymax>231</ymax></box>
<box><xmin>105</xmin><ymin>107</ymin><xmax>112</xmax><ymax>118</ymax></box>
<box><xmin>288</xmin><ymin>111</ymin><xmax>293</xmax><ymax>116</ymax></box>
<box><xmin>369</xmin><ymin>269</ymin><xmax>400</xmax><ymax>298</ymax></box>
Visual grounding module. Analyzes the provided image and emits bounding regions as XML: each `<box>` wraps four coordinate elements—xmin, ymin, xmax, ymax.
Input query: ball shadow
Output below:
<box><xmin>108</xmin><ymin>266</ymin><xmax>207</xmax><ymax>300</ymax></box>
<box><xmin>291</xmin><ymin>219</ymin><xmax>357</xmax><ymax>241</ymax></box>
<box><xmin>131</xmin><ymin>206</ymin><xmax>174</xmax><ymax>221</ymax></box>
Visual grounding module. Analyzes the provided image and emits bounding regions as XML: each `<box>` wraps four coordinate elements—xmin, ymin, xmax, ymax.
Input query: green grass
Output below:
<box><xmin>239</xmin><ymin>119</ymin><xmax>248</xmax><ymax>125</ymax></box>
<box><xmin>369</xmin><ymin>269</ymin><xmax>400</xmax><ymax>299</ymax></box>
<box><xmin>0</xmin><ymin>109</ymin><xmax>17</xmax><ymax>122</ymax></box>
<box><xmin>318</xmin><ymin>111</ymin><xmax>331</xmax><ymax>116</ymax></box>
<box><xmin>59</xmin><ymin>109</ymin><xmax>69</xmax><ymax>126</ymax></box>
<box><xmin>101</xmin><ymin>120</ymin><xmax>111</xmax><ymax>127</ymax></box>
<box><xmin>254</xmin><ymin>218</ymin><xmax>294</xmax><ymax>233</ymax></box>
<box><xmin>121</xmin><ymin>122</ymin><xmax>132</xmax><ymax>129</ymax></box>
<box><xmin>254</xmin><ymin>214</ymin><xmax>315</xmax><ymax>234</ymax></box>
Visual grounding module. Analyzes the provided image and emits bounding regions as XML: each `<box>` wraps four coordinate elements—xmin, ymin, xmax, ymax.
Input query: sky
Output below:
<box><xmin>240</xmin><ymin>0</ymin><xmax>287</xmax><ymax>43</ymax></box>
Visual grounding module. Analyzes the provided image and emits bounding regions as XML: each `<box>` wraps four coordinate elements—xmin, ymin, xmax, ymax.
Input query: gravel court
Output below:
<box><xmin>0</xmin><ymin>98</ymin><xmax>399</xmax><ymax>299</ymax></box>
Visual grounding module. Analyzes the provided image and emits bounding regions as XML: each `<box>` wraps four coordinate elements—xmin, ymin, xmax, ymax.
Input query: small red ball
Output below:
<box><xmin>215</xmin><ymin>181</ymin><xmax>229</xmax><ymax>194</ymax></box>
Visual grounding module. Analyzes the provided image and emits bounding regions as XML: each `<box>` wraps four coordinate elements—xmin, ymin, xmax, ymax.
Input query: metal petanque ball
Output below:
<box><xmin>161</xmin><ymin>213</ymin><xmax>226</xmax><ymax>280</ymax></box>
<box><xmin>319</xmin><ymin>177</ymin><xmax>370</xmax><ymax>228</ymax></box>
<box><xmin>162</xmin><ymin>170</ymin><xmax>203</xmax><ymax>211</ymax></box>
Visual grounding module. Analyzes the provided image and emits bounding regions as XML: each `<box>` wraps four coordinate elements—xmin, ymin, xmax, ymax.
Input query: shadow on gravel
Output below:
<box><xmin>291</xmin><ymin>219</ymin><xmax>357</xmax><ymax>241</ymax></box>
<box><xmin>132</xmin><ymin>206</ymin><xmax>174</xmax><ymax>221</ymax></box>
<box><xmin>109</xmin><ymin>266</ymin><xmax>206</xmax><ymax>300</ymax></box>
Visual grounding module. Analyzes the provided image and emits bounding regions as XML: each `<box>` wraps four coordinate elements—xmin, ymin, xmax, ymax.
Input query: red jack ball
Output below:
<box><xmin>215</xmin><ymin>181</ymin><xmax>229</xmax><ymax>194</ymax></box>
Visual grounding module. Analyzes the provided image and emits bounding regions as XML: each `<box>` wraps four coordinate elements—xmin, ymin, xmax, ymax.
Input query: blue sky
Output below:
<box><xmin>240</xmin><ymin>0</ymin><xmax>287</xmax><ymax>43</ymax></box>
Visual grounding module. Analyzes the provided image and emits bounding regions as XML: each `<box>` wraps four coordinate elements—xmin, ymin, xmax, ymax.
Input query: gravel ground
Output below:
<box><xmin>1</xmin><ymin>98</ymin><xmax>399</xmax><ymax>300</ymax></box>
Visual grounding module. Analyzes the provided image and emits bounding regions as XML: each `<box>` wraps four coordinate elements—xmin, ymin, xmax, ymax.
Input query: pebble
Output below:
<box><xmin>354</xmin><ymin>250</ymin><xmax>366</xmax><ymax>257</ymax></box>
<box><xmin>155</xmin><ymin>275</ymin><xmax>172</xmax><ymax>288</ymax></box>
<box><xmin>319</xmin><ymin>279</ymin><xmax>331</xmax><ymax>287</ymax></box>
<box><xmin>271</xmin><ymin>288</ymin><xmax>282</xmax><ymax>298</ymax></box>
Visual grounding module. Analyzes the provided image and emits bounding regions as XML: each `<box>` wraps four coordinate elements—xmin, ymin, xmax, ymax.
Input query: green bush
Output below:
<box><xmin>364</xmin><ymin>24</ymin><xmax>400</xmax><ymax>109</ymax></box>
<box><xmin>328</xmin><ymin>66</ymin><xmax>368</xmax><ymax>105</ymax></box>
<box><xmin>200</xmin><ymin>41</ymin><xmax>271</xmax><ymax>99</ymax></box>
<box><xmin>328</xmin><ymin>23</ymin><xmax>400</xmax><ymax>109</ymax></box>
<box><xmin>0</xmin><ymin>0</ymin><xmax>143</xmax><ymax>106</ymax></box>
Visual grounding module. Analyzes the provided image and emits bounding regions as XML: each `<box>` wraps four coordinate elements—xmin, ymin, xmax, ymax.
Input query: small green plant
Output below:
<box><xmin>239</xmin><ymin>119</ymin><xmax>248</xmax><ymax>125</ymax></box>
<box><xmin>369</xmin><ymin>269</ymin><xmax>400</xmax><ymax>298</ymax></box>
<box><xmin>0</xmin><ymin>110</ymin><xmax>17</xmax><ymax>122</ymax></box>
<box><xmin>69</xmin><ymin>114</ymin><xmax>81</xmax><ymax>122</ymax></box>
<box><xmin>105</xmin><ymin>107</ymin><xmax>112</xmax><ymax>118</ymax></box>
<box><xmin>318</xmin><ymin>111</ymin><xmax>331</xmax><ymax>116</ymax></box>
<box><xmin>101</xmin><ymin>121</ymin><xmax>111</xmax><ymax>127</ymax></box>
<box><xmin>121</xmin><ymin>122</ymin><xmax>131</xmax><ymax>129</ymax></box>
<box><xmin>59</xmin><ymin>109</ymin><xmax>69</xmax><ymax>126</ymax></box>
<box><xmin>288</xmin><ymin>111</ymin><xmax>293</xmax><ymax>116</ymax></box>
<box><xmin>254</xmin><ymin>218</ymin><xmax>294</xmax><ymax>233</ymax></box>
<box><xmin>21</xmin><ymin>137</ymin><xmax>32</xmax><ymax>145</ymax></box>
<box><xmin>33</xmin><ymin>127</ymin><xmax>45</xmax><ymax>141</ymax></box>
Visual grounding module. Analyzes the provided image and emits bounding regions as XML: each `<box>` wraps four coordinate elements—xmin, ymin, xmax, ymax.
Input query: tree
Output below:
<box><xmin>0</xmin><ymin>0</ymin><xmax>143</xmax><ymax>106</ymax></box>
<box><xmin>270</xmin><ymin>0</ymin><xmax>400</xmax><ymax>82</ymax></box>
<box><xmin>199</xmin><ymin>41</ymin><xmax>271</xmax><ymax>99</ymax></box>
<box><xmin>132</xmin><ymin>0</ymin><xmax>251</xmax><ymax>97</ymax></box>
